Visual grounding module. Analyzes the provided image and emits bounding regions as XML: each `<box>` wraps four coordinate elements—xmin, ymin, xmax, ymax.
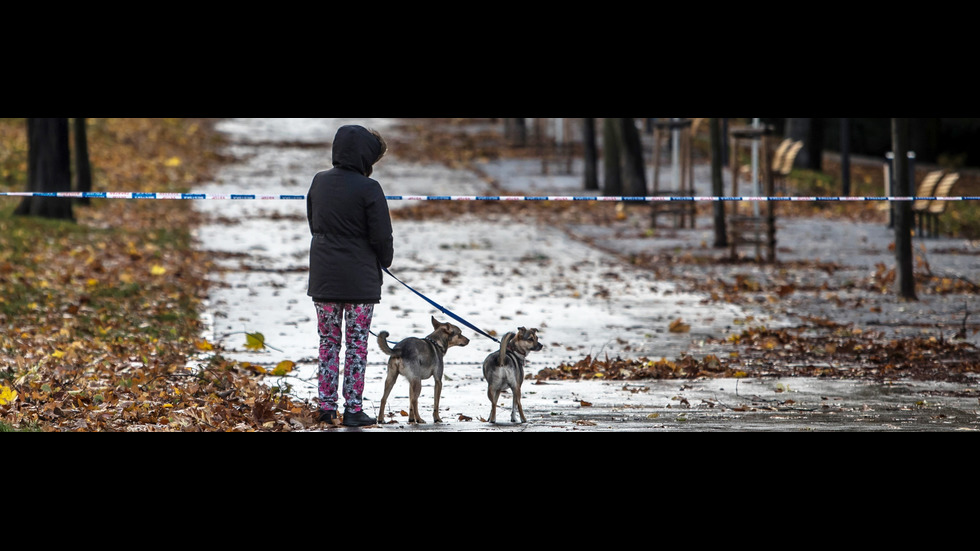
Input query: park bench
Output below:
<box><xmin>771</xmin><ymin>138</ymin><xmax>803</xmax><ymax>195</ymax></box>
<box><xmin>728</xmin><ymin>213</ymin><xmax>776</xmax><ymax>261</ymax></box>
<box><xmin>910</xmin><ymin>170</ymin><xmax>945</xmax><ymax>235</ymax></box>
<box><xmin>920</xmin><ymin>172</ymin><xmax>960</xmax><ymax>237</ymax></box>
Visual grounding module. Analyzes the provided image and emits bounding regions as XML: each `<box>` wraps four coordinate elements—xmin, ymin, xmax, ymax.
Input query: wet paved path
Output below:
<box><xmin>189</xmin><ymin>119</ymin><xmax>980</xmax><ymax>431</ymax></box>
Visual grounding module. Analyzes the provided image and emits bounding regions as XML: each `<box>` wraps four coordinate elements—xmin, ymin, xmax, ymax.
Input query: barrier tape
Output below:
<box><xmin>0</xmin><ymin>192</ymin><xmax>306</xmax><ymax>200</ymax></box>
<box><xmin>3</xmin><ymin>192</ymin><xmax>980</xmax><ymax>202</ymax></box>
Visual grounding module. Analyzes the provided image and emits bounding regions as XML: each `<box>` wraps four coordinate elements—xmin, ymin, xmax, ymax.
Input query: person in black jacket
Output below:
<box><xmin>307</xmin><ymin>124</ymin><xmax>394</xmax><ymax>427</ymax></box>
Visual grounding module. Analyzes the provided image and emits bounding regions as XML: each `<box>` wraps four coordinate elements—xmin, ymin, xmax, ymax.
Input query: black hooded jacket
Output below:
<box><xmin>307</xmin><ymin>125</ymin><xmax>394</xmax><ymax>304</ymax></box>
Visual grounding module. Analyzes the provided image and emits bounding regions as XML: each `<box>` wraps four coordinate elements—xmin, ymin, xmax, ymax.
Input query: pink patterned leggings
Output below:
<box><xmin>314</xmin><ymin>302</ymin><xmax>374</xmax><ymax>414</ymax></box>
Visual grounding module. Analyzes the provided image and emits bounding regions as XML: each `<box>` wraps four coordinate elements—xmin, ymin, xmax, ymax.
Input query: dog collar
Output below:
<box><xmin>423</xmin><ymin>337</ymin><xmax>446</xmax><ymax>355</ymax></box>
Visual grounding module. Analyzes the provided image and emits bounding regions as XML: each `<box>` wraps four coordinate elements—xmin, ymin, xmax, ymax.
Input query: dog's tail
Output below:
<box><xmin>498</xmin><ymin>332</ymin><xmax>515</xmax><ymax>367</ymax></box>
<box><xmin>377</xmin><ymin>331</ymin><xmax>400</xmax><ymax>357</ymax></box>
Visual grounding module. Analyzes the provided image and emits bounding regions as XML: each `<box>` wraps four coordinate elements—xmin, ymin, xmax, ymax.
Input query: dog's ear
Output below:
<box><xmin>431</xmin><ymin>316</ymin><xmax>441</xmax><ymax>329</ymax></box>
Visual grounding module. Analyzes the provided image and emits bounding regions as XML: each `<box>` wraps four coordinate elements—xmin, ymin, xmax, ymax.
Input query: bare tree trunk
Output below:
<box><xmin>807</xmin><ymin>118</ymin><xmax>825</xmax><ymax>171</ymax></box>
<box><xmin>583</xmin><ymin>118</ymin><xmax>598</xmax><ymax>190</ymax></box>
<box><xmin>840</xmin><ymin>118</ymin><xmax>851</xmax><ymax>196</ymax></box>
<box><xmin>503</xmin><ymin>118</ymin><xmax>527</xmax><ymax>147</ymax></box>
<box><xmin>14</xmin><ymin>118</ymin><xmax>74</xmax><ymax>220</ymax></box>
<box><xmin>619</xmin><ymin>118</ymin><xmax>647</xmax><ymax>196</ymax></box>
<box><xmin>602</xmin><ymin>118</ymin><xmax>622</xmax><ymax>196</ymax></box>
<box><xmin>892</xmin><ymin>117</ymin><xmax>916</xmax><ymax>300</ymax></box>
<box><xmin>73</xmin><ymin>117</ymin><xmax>92</xmax><ymax>205</ymax></box>
<box><xmin>909</xmin><ymin>118</ymin><xmax>940</xmax><ymax>162</ymax></box>
<box><xmin>710</xmin><ymin>117</ymin><xmax>727</xmax><ymax>247</ymax></box>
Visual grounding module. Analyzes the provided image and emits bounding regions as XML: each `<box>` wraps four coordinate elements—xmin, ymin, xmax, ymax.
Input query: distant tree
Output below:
<box><xmin>892</xmin><ymin>118</ymin><xmax>916</xmax><ymax>300</ymax></box>
<box><xmin>602</xmin><ymin>118</ymin><xmax>622</xmax><ymax>196</ymax></box>
<box><xmin>600</xmin><ymin>118</ymin><xmax>646</xmax><ymax>196</ymax></box>
<box><xmin>582</xmin><ymin>118</ymin><xmax>598</xmax><ymax>190</ymax></box>
<box><xmin>710</xmin><ymin>117</ymin><xmax>727</xmax><ymax>247</ymax></box>
<box><xmin>909</xmin><ymin>118</ymin><xmax>940</xmax><ymax>162</ymax></box>
<box><xmin>840</xmin><ymin>118</ymin><xmax>851</xmax><ymax>196</ymax></box>
<box><xmin>73</xmin><ymin>117</ymin><xmax>92</xmax><ymax>205</ymax></box>
<box><xmin>503</xmin><ymin>118</ymin><xmax>527</xmax><ymax>147</ymax></box>
<box><xmin>14</xmin><ymin>117</ymin><xmax>73</xmax><ymax>220</ymax></box>
<box><xmin>808</xmin><ymin>118</ymin><xmax>825</xmax><ymax>170</ymax></box>
<box><xmin>785</xmin><ymin>118</ymin><xmax>825</xmax><ymax>171</ymax></box>
<box><xmin>619</xmin><ymin>118</ymin><xmax>646</xmax><ymax>196</ymax></box>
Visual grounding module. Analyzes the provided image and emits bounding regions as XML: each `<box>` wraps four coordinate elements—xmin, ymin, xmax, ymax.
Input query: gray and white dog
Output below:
<box><xmin>481</xmin><ymin>327</ymin><xmax>543</xmax><ymax>423</ymax></box>
<box><xmin>376</xmin><ymin>316</ymin><xmax>470</xmax><ymax>424</ymax></box>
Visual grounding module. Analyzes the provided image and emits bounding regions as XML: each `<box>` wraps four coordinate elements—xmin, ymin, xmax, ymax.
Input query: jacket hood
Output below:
<box><xmin>331</xmin><ymin>125</ymin><xmax>384</xmax><ymax>177</ymax></box>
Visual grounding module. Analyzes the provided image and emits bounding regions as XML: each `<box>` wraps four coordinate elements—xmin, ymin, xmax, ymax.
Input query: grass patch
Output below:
<box><xmin>0</xmin><ymin>420</ymin><xmax>41</xmax><ymax>432</ymax></box>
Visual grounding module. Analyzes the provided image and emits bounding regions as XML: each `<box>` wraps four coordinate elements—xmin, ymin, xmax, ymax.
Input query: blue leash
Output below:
<box><xmin>382</xmin><ymin>267</ymin><xmax>500</xmax><ymax>343</ymax></box>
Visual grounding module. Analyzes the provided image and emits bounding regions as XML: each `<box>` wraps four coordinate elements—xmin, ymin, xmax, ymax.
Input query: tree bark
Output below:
<box><xmin>710</xmin><ymin>118</ymin><xmax>727</xmax><ymax>247</ymax></box>
<box><xmin>503</xmin><ymin>118</ymin><xmax>527</xmax><ymax>147</ymax></box>
<box><xmin>583</xmin><ymin>118</ymin><xmax>599</xmax><ymax>190</ymax></box>
<box><xmin>807</xmin><ymin>118</ymin><xmax>825</xmax><ymax>171</ymax></box>
<box><xmin>892</xmin><ymin>118</ymin><xmax>916</xmax><ymax>300</ymax></box>
<box><xmin>909</xmin><ymin>118</ymin><xmax>940</xmax><ymax>162</ymax></box>
<box><xmin>14</xmin><ymin>118</ymin><xmax>74</xmax><ymax>220</ymax></box>
<box><xmin>840</xmin><ymin>118</ymin><xmax>851</xmax><ymax>196</ymax></box>
<box><xmin>73</xmin><ymin>117</ymin><xmax>92</xmax><ymax>205</ymax></box>
<box><xmin>619</xmin><ymin>118</ymin><xmax>647</xmax><ymax>196</ymax></box>
<box><xmin>602</xmin><ymin>118</ymin><xmax>622</xmax><ymax>196</ymax></box>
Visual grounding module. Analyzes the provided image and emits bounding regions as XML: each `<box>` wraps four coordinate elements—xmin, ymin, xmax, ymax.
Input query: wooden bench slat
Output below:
<box><xmin>912</xmin><ymin>170</ymin><xmax>945</xmax><ymax>212</ymax></box>
<box><xmin>927</xmin><ymin>173</ymin><xmax>960</xmax><ymax>214</ymax></box>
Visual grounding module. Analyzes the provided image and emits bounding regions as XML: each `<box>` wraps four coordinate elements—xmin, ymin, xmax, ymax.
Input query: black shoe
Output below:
<box><xmin>317</xmin><ymin>409</ymin><xmax>339</xmax><ymax>425</ymax></box>
<box><xmin>342</xmin><ymin>409</ymin><xmax>377</xmax><ymax>427</ymax></box>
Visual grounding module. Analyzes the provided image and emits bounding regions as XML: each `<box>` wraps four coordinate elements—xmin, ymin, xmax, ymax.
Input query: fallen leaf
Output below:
<box><xmin>669</xmin><ymin>318</ymin><xmax>691</xmax><ymax>333</ymax></box>
<box><xmin>776</xmin><ymin>284</ymin><xmax>796</xmax><ymax>297</ymax></box>
<box><xmin>244</xmin><ymin>332</ymin><xmax>266</xmax><ymax>351</ymax></box>
<box><xmin>0</xmin><ymin>385</ymin><xmax>17</xmax><ymax>405</ymax></box>
<box><xmin>241</xmin><ymin>362</ymin><xmax>267</xmax><ymax>374</ymax></box>
<box><xmin>271</xmin><ymin>360</ymin><xmax>295</xmax><ymax>376</ymax></box>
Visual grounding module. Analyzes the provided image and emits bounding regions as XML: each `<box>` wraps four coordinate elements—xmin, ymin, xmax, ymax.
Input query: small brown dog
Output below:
<box><xmin>481</xmin><ymin>327</ymin><xmax>543</xmax><ymax>423</ymax></box>
<box><xmin>376</xmin><ymin>316</ymin><xmax>470</xmax><ymax>424</ymax></box>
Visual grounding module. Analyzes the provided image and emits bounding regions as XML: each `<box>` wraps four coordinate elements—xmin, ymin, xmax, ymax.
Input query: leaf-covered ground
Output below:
<box><xmin>536</xmin><ymin>324</ymin><xmax>980</xmax><ymax>383</ymax></box>
<box><xmin>0</xmin><ymin>119</ymin><xmax>313</xmax><ymax>431</ymax></box>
